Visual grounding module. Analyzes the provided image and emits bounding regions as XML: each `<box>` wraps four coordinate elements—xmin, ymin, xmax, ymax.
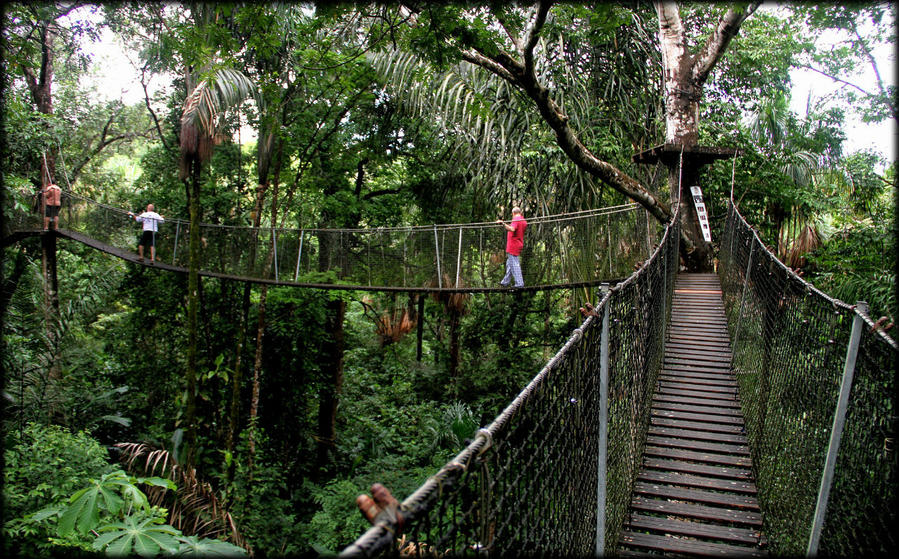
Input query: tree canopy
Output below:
<box><xmin>2</xmin><ymin>2</ymin><xmax>895</xmax><ymax>556</ymax></box>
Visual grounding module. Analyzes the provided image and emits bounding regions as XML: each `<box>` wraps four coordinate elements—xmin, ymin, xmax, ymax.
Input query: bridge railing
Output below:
<box><xmin>2</xmin><ymin>188</ymin><xmax>658</xmax><ymax>289</ymax></box>
<box><xmin>340</xmin><ymin>206</ymin><xmax>680</xmax><ymax>557</ymax></box>
<box><xmin>719</xmin><ymin>200</ymin><xmax>897</xmax><ymax>556</ymax></box>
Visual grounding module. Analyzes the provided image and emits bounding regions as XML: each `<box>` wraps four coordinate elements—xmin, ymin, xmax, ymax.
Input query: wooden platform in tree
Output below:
<box><xmin>618</xmin><ymin>273</ymin><xmax>768</xmax><ymax>557</ymax></box>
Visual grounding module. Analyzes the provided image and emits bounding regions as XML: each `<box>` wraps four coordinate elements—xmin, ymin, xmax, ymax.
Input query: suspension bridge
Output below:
<box><xmin>3</xmin><ymin>188</ymin><xmax>657</xmax><ymax>292</ymax></box>
<box><xmin>3</xmin><ymin>189</ymin><xmax>896</xmax><ymax>557</ymax></box>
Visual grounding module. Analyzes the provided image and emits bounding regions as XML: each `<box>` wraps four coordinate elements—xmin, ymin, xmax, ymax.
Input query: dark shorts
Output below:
<box><xmin>45</xmin><ymin>205</ymin><xmax>60</xmax><ymax>218</ymax></box>
<box><xmin>139</xmin><ymin>230</ymin><xmax>156</xmax><ymax>248</ymax></box>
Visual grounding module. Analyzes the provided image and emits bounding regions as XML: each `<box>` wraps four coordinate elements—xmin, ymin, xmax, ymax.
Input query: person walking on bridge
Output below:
<box><xmin>497</xmin><ymin>206</ymin><xmax>527</xmax><ymax>288</ymax></box>
<box><xmin>42</xmin><ymin>183</ymin><xmax>61</xmax><ymax>231</ymax></box>
<box><xmin>128</xmin><ymin>203</ymin><xmax>165</xmax><ymax>263</ymax></box>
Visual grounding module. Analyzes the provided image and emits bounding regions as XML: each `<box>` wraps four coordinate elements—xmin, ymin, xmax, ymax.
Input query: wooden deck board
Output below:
<box><xmin>642</xmin><ymin>458</ymin><xmax>752</xmax><ymax>481</ymax></box>
<box><xmin>630</xmin><ymin>497</ymin><xmax>763</xmax><ymax>527</ymax></box>
<box><xmin>625</xmin><ymin>513</ymin><xmax>763</xmax><ymax>545</ymax></box>
<box><xmin>620</xmin><ymin>531</ymin><xmax>766</xmax><ymax>557</ymax></box>
<box><xmin>643</xmin><ymin>445</ymin><xmax>753</xmax><ymax>468</ymax></box>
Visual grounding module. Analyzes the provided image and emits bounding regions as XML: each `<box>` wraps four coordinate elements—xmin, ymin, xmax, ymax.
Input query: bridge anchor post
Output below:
<box><xmin>595</xmin><ymin>283</ymin><xmax>610</xmax><ymax>556</ymax></box>
<box><xmin>807</xmin><ymin>302</ymin><xmax>867</xmax><ymax>556</ymax></box>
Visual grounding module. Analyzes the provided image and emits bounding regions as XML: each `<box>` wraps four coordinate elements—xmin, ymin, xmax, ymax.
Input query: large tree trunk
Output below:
<box><xmin>23</xmin><ymin>21</ymin><xmax>58</xmax><ymax>190</ymax></box>
<box><xmin>655</xmin><ymin>1</ymin><xmax>760</xmax><ymax>271</ymax></box>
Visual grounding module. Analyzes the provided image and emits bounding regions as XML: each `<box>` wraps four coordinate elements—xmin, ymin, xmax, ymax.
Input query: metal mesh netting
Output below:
<box><xmin>3</xmin><ymin>188</ymin><xmax>659</xmax><ymax>290</ymax></box>
<box><xmin>719</xmin><ymin>200</ymin><xmax>898</xmax><ymax>556</ymax></box>
<box><xmin>340</xmin><ymin>209</ymin><xmax>680</xmax><ymax>557</ymax></box>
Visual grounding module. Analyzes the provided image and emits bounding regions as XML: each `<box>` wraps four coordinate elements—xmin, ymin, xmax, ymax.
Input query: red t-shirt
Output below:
<box><xmin>505</xmin><ymin>215</ymin><xmax>527</xmax><ymax>256</ymax></box>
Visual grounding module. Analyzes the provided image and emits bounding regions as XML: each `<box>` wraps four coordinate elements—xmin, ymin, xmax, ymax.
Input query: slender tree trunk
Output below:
<box><xmin>246</xmin><ymin>136</ymin><xmax>284</xmax><ymax>474</ymax></box>
<box><xmin>246</xmin><ymin>284</ymin><xmax>266</xmax><ymax>477</ymax></box>
<box><xmin>224</xmin><ymin>279</ymin><xmax>250</xmax><ymax>489</ymax></box>
<box><xmin>416</xmin><ymin>294</ymin><xmax>425</xmax><ymax>362</ymax></box>
<box><xmin>185</xmin><ymin>162</ymin><xmax>201</xmax><ymax>465</ymax></box>
<box><xmin>1</xmin><ymin>249</ymin><xmax>29</xmax><ymax>319</ymax></box>
<box><xmin>227</xmin><ymin>179</ymin><xmax>269</xmax><ymax>461</ymax></box>
<box><xmin>316</xmin><ymin>297</ymin><xmax>345</xmax><ymax>471</ymax></box>
<box><xmin>41</xmin><ymin>232</ymin><xmax>60</xmax><ymax>379</ymax></box>
<box><xmin>448</xmin><ymin>307</ymin><xmax>460</xmax><ymax>392</ymax></box>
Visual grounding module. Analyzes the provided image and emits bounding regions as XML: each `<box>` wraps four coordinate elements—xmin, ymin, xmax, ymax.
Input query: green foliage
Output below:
<box><xmin>53</xmin><ymin>470</ymin><xmax>174</xmax><ymax>537</ymax></box>
<box><xmin>3</xmin><ymin>423</ymin><xmax>115</xmax><ymax>556</ymax></box>
<box><xmin>225</xmin><ymin>429</ymin><xmax>304</xmax><ymax>556</ymax></box>
<box><xmin>92</xmin><ymin>513</ymin><xmax>181</xmax><ymax>556</ymax></box>
<box><xmin>806</xmin><ymin>220</ymin><xmax>897</xmax><ymax>321</ymax></box>
<box><xmin>23</xmin><ymin>466</ymin><xmax>245</xmax><ymax>557</ymax></box>
<box><xmin>300</xmin><ymin>478</ymin><xmax>369</xmax><ymax>554</ymax></box>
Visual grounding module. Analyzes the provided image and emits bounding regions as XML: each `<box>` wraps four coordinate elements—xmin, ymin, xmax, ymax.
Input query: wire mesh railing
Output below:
<box><xmin>719</xmin><ymin>200</ymin><xmax>898</xmax><ymax>556</ymax></box>
<box><xmin>3</xmin><ymin>187</ymin><xmax>659</xmax><ymax>291</ymax></box>
<box><xmin>340</xmin><ymin>204</ymin><xmax>680</xmax><ymax>557</ymax></box>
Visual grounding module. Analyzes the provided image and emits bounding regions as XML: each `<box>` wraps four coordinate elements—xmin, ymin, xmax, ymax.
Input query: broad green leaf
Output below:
<box><xmin>176</xmin><ymin>535</ymin><xmax>247</xmax><ymax>556</ymax></box>
<box><xmin>30</xmin><ymin>506</ymin><xmax>62</xmax><ymax>523</ymax></box>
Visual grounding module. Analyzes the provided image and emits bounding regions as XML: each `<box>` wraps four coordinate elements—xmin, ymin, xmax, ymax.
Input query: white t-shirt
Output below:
<box><xmin>136</xmin><ymin>211</ymin><xmax>164</xmax><ymax>232</ymax></box>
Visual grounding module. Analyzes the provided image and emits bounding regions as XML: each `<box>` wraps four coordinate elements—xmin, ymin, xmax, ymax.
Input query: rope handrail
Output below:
<box><xmin>729</xmin><ymin>202</ymin><xmax>896</xmax><ymax>348</ymax></box>
<box><xmin>9</xmin><ymin>186</ymin><xmax>641</xmax><ymax>232</ymax></box>
<box><xmin>720</xmin><ymin>198</ymin><xmax>897</xmax><ymax>556</ymax></box>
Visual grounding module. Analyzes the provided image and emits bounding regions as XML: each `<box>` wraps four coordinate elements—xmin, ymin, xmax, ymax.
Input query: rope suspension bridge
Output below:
<box><xmin>3</xmin><ymin>188</ymin><xmax>657</xmax><ymax>292</ymax></box>
<box><xmin>3</xmin><ymin>188</ymin><xmax>896</xmax><ymax>557</ymax></box>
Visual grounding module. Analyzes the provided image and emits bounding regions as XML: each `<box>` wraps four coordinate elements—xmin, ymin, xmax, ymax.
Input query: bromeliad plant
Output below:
<box><xmin>29</xmin><ymin>470</ymin><xmax>246</xmax><ymax>556</ymax></box>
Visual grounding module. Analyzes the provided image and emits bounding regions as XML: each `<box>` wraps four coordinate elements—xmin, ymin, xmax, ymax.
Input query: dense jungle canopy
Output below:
<box><xmin>2</xmin><ymin>1</ymin><xmax>896</xmax><ymax>556</ymax></box>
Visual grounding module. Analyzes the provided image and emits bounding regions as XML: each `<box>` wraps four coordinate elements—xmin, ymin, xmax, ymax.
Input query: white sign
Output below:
<box><xmin>689</xmin><ymin>186</ymin><xmax>712</xmax><ymax>242</ymax></box>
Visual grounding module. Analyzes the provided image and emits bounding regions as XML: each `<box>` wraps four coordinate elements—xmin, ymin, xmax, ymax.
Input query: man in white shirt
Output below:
<box><xmin>128</xmin><ymin>203</ymin><xmax>165</xmax><ymax>263</ymax></box>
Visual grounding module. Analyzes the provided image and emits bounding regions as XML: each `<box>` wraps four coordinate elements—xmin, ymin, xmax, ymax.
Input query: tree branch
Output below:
<box><xmin>141</xmin><ymin>65</ymin><xmax>171</xmax><ymax>149</ymax></box>
<box><xmin>363</xmin><ymin>188</ymin><xmax>403</xmax><ymax>201</ymax></box>
<box><xmin>69</xmin><ymin>128</ymin><xmax>154</xmax><ymax>182</ymax></box>
<box><xmin>521</xmin><ymin>0</ymin><xmax>552</xmax><ymax>76</ymax></box>
<box><xmin>797</xmin><ymin>63</ymin><xmax>875</xmax><ymax>97</ymax></box>
<box><xmin>849</xmin><ymin>19</ymin><xmax>885</xmax><ymax>94</ymax></box>
<box><xmin>692</xmin><ymin>2</ymin><xmax>761</xmax><ymax>86</ymax></box>
<box><xmin>495</xmin><ymin>13</ymin><xmax>522</xmax><ymax>52</ymax></box>
<box><xmin>459</xmin><ymin>49</ymin><xmax>517</xmax><ymax>83</ymax></box>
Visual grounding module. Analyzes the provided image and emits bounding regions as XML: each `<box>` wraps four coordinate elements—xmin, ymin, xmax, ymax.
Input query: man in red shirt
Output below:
<box><xmin>497</xmin><ymin>206</ymin><xmax>527</xmax><ymax>288</ymax></box>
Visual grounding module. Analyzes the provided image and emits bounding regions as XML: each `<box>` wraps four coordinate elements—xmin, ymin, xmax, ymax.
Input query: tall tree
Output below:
<box><xmin>372</xmin><ymin>1</ymin><xmax>761</xmax><ymax>269</ymax></box>
<box><xmin>654</xmin><ymin>1</ymin><xmax>760</xmax><ymax>267</ymax></box>
<box><xmin>3</xmin><ymin>2</ymin><xmax>92</xmax><ymax>378</ymax></box>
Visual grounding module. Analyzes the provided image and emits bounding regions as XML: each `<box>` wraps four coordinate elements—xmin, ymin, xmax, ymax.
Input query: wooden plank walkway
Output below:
<box><xmin>618</xmin><ymin>273</ymin><xmax>767</xmax><ymax>557</ymax></box>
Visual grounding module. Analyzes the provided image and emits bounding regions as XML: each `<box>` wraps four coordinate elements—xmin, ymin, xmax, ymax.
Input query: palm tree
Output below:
<box><xmin>744</xmin><ymin>91</ymin><xmax>823</xmax><ymax>264</ymax></box>
<box><xmin>179</xmin><ymin>66</ymin><xmax>258</xmax><ymax>464</ymax></box>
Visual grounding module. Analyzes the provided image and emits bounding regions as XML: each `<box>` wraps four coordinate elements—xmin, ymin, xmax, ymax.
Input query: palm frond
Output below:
<box><xmin>181</xmin><ymin>68</ymin><xmax>259</xmax><ymax>140</ymax></box>
<box><xmin>114</xmin><ymin>442</ymin><xmax>249</xmax><ymax>552</ymax></box>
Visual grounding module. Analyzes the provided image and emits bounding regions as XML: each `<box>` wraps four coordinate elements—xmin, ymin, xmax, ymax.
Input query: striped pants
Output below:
<box><xmin>501</xmin><ymin>254</ymin><xmax>524</xmax><ymax>287</ymax></box>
